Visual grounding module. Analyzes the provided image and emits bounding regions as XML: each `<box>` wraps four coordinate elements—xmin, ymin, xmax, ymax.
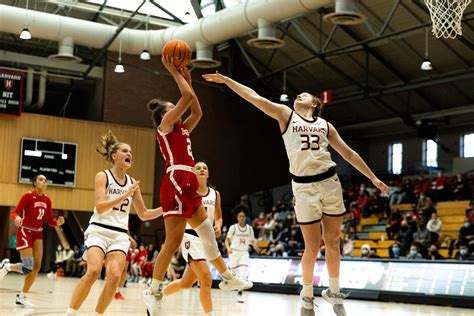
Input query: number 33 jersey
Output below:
<box><xmin>89</xmin><ymin>169</ymin><xmax>133</xmax><ymax>230</ymax></box>
<box><xmin>282</xmin><ymin>111</ymin><xmax>336</xmax><ymax>177</ymax></box>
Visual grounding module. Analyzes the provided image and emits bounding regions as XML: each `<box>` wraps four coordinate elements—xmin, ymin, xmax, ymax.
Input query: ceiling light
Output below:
<box><xmin>421</xmin><ymin>27</ymin><xmax>433</xmax><ymax>71</ymax></box>
<box><xmin>114</xmin><ymin>62</ymin><xmax>125</xmax><ymax>73</ymax></box>
<box><xmin>20</xmin><ymin>27</ymin><xmax>31</xmax><ymax>40</ymax></box>
<box><xmin>280</xmin><ymin>93</ymin><xmax>289</xmax><ymax>102</ymax></box>
<box><xmin>140</xmin><ymin>49</ymin><xmax>151</xmax><ymax>60</ymax></box>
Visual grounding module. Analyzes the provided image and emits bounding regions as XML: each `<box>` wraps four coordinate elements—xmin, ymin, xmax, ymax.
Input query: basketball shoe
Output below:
<box><xmin>218</xmin><ymin>273</ymin><xmax>252</xmax><ymax>291</ymax></box>
<box><xmin>299</xmin><ymin>290</ymin><xmax>316</xmax><ymax>316</ymax></box>
<box><xmin>142</xmin><ymin>285</ymin><xmax>163</xmax><ymax>316</ymax></box>
<box><xmin>15</xmin><ymin>293</ymin><xmax>35</xmax><ymax>308</ymax></box>
<box><xmin>0</xmin><ymin>259</ymin><xmax>10</xmax><ymax>281</ymax></box>
<box><xmin>321</xmin><ymin>288</ymin><xmax>348</xmax><ymax>316</ymax></box>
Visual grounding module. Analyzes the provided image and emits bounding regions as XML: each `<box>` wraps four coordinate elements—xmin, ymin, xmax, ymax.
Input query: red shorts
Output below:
<box><xmin>16</xmin><ymin>227</ymin><xmax>43</xmax><ymax>250</ymax></box>
<box><xmin>160</xmin><ymin>170</ymin><xmax>202</xmax><ymax>218</ymax></box>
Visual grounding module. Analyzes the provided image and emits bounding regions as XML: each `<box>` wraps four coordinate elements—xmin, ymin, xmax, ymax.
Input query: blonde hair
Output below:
<box><xmin>311</xmin><ymin>94</ymin><xmax>323</xmax><ymax>118</ymax></box>
<box><xmin>96</xmin><ymin>130</ymin><xmax>123</xmax><ymax>164</ymax></box>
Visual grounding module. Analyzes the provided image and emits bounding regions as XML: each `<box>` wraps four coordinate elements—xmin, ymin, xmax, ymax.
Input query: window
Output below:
<box><xmin>460</xmin><ymin>133</ymin><xmax>474</xmax><ymax>158</ymax></box>
<box><xmin>388</xmin><ymin>143</ymin><xmax>403</xmax><ymax>174</ymax></box>
<box><xmin>423</xmin><ymin>139</ymin><xmax>438</xmax><ymax>168</ymax></box>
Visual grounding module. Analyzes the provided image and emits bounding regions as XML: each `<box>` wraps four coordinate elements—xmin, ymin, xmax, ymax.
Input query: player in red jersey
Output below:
<box><xmin>0</xmin><ymin>174</ymin><xmax>65</xmax><ymax>308</ymax></box>
<box><xmin>142</xmin><ymin>56</ymin><xmax>252</xmax><ymax>316</ymax></box>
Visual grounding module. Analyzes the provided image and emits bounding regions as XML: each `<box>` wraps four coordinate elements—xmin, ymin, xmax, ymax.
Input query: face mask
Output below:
<box><xmin>392</xmin><ymin>247</ymin><xmax>399</xmax><ymax>255</ymax></box>
<box><xmin>410</xmin><ymin>250</ymin><xmax>417</xmax><ymax>257</ymax></box>
<box><xmin>465</xmin><ymin>222</ymin><xmax>470</xmax><ymax>228</ymax></box>
<box><xmin>362</xmin><ymin>249</ymin><xmax>369</xmax><ymax>256</ymax></box>
<box><xmin>460</xmin><ymin>249</ymin><xmax>467</xmax><ymax>256</ymax></box>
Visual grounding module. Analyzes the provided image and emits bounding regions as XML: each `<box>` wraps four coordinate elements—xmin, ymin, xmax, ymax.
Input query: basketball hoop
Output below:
<box><xmin>424</xmin><ymin>0</ymin><xmax>471</xmax><ymax>39</ymax></box>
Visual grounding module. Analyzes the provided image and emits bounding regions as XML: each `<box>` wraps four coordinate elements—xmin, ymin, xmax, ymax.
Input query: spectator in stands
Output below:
<box><xmin>252</xmin><ymin>212</ymin><xmax>266</xmax><ymax>238</ymax></box>
<box><xmin>413</xmin><ymin>219</ymin><xmax>430</xmax><ymax>257</ymax></box>
<box><xmin>142</xmin><ymin>244</ymin><xmax>158</xmax><ymax>284</ymax></box>
<box><xmin>416</xmin><ymin>192</ymin><xmax>436</xmax><ymax>223</ymax></box>
<box><xmin>459</xmin><ymin>210</ymin><xmax>474</xmax><ymax>253</ymax></box>
<box><xmin>452</xmin><ymin>173</ymin><xmax>472</xmax><ymax>201</ymax></box>
<box><xmin>406</xmin><ymin>244</ymin><xmax>422</xmax><ymax>260</ymax></box>
<box><xmin>341</xmin><ymin>235</ymin><xmax>353</xmax><ymax>257</ymax></box>
<box><xmin>69</xmin><ymin>245</ymin><xmax>84</xmax><ymax>277</ymax></box>
<box><xmin>432</xmin><ymin>170</ymin><xmax>447</xmax><ymax>202</ymax></box>
<box><xmin>357</xmin><ymin>188</ymin><xmax>370</xmax><ymax>218</ymax></box>
<box><xmin>398</xmin><ymin>220</ymin><xmax>414</xmax><ymax>256</ymax></box>
<box><xmin>454</xmin><ymin>244</ymin><xmax>473</xmax><ymax>261</ymax></box>
<box><xmin>286</xmin><ymin>227</ymin><xmax>304</xmax><ymax>256</ymax></box>
<box><xmin>427</xmin><ymin>244</ymin><xmax>445</xmax><ymax>260</ymax></box>
<box><xmin>48</xmin><ymin>245</ymin><xmax>66</xmax><ymax>278</ymax></box>
<box><xmin>403</xmin><ymin>179</ymin><xmax>416</xmax><ymax>204</ymax></box>
<box><xmin>426</xmin><ymin>212</ymin><xmax>442</xmax><ymax>244</ymax></box>
<box><xmin>360</xmin><ymin>244</ymin><xmax>371</xmax><ymax>259</ymax></box>
<box><xmin>386</xmin><ymin>208</ymin><xmax>402</xmax><ymax>240</ymax></box>
<box><xmin>389</xmin><ymin>242</ymin><xmax>401</xmax><ymax>259</ymax></box>
<box><xmin>63</xmin><ymin>246</ymin><xmax>75</xmax><ymax>276</ymax></box>
<box><xmin>414</xmin><ymin>175</ymin><xmax>430</xmax><ymax>195</ymax></box>
<box><xmin>260</xmin><ymin>213</ymin><xmax>276</xmax><ymax>241</ymax></box>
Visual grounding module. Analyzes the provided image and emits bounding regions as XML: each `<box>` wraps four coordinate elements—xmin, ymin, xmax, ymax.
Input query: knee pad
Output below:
<box><xmin>21</xmin><ymin>257</ymin><xmax>34</xmax><ymax>274</ymax></box>
<box><xmin>194</xmin><ymin>219</ymin><xmax>220</xmax><ymax>261</ymax></box>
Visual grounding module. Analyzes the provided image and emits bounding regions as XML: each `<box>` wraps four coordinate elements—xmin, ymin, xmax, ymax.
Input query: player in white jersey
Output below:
<box><xmin>162</xmin><ymin>161</ymin><xmax>223</xmax><ymax>316</ymax></box>
<box><xmin>66</xmin><ymin>131</ymin><xmax>162</xmax><ymax>316</ymax></box>
<box><xmin>203</xmin><ymin>72</ymin><xmax>389</xmax><ymax>316</ymax></box>
<box><xmin>225</xmin><ymin>206</ymin><xmax>259</xmax><ymax>303</ymax></box>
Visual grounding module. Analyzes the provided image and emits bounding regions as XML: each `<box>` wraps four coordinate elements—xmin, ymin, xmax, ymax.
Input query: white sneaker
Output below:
<box><xmin>15</xmin><ymin>293</ymin><xmax>35</xmax><ymax>308</ymax></box>
<box><xmin>321</xmin><ymin>288</ymin><xmax>348</xmax><ymax>316</ymax></box>
<box><xmin>0</xmin><ymin>259</ymin><xmax>10</xmax><ymax>281</ymax></box>
<box><xmin>142</xmin><ymin>288</ymin><xmax>162</xmax><ymax>316</ymax></box>
<box><xmin>47</xmin><ymin>271</ymin><xmax>55</xmax><ymax>278</ymax></box>
<box><xmin>218</xmin><ymin>274</ymin><xmax>253</xmax><ymax>291</ymax></box>
<box><xmin>236</xmin><ymin>291</ymin><xmax>244</xmax><ymax>303</ymax></box>
<box><xmin>299</xmin><ymin>291</ymin><xmax>316</xmax><ymax>316</ymax></box>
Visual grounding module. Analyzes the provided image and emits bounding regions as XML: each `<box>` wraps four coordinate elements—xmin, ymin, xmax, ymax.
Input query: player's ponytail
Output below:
<box><xmin>311</xmin><ymin>94</ymin><xmax>323</xmax><ymax>119</ymax></box>
<box><xmin>96</xmin><ymin>130</ymin><xmax>121</xmax><ymax>164</ymax></box>
<box><xmin>147</xmin><ymin>98</ymin><xmax>169</xmax><ymax>128</ymax></box>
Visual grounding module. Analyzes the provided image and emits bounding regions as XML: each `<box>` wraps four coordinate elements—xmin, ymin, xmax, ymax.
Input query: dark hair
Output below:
<box><xmin>147</xmin><ymin>98</ymin><xmax>169</xmax><ymax>127</ymax></box>
<box><xmin>311</xmin><ymin>94</ymin><xmax>323</xmax><ymax>118</ymax></box>
<box><xmin>31</xmin><ymin>174</ymin><xmax>45</xmax><ymax>187</ymax></box>
<box><xmin>96</xmin><ymin>130</ymin><xmax>124</xmax><ymax>164</ymax></box>
<box><xmin>233</xmin><ymin>204</ymin><xmax>249</xmax><ymax>218</ymax></box>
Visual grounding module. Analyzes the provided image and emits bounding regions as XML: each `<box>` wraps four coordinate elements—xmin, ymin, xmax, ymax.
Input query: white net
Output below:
<box><xmin>424</xmin><ymin>0</ymin><xmax>471</xmax><ymax>39</ymax></box>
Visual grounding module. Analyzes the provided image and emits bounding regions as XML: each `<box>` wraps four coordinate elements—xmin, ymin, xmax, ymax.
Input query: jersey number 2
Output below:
<box><xmin>186</xmin><ymin>138</ymin><xmax>195</xmax><ymax>159</ymax></box>
<box><xmin>300</xmin><ymin>134</ymin><xmax>320</xmax><ymax>150</ymax></box>
<box><xmin>113</xmin><ymin>199</ymin><xmax>130</xmax><ymax>213</ymax></box>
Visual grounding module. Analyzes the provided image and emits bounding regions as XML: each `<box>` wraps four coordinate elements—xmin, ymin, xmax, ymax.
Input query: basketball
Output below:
<box><xmin>162</xmin><ymin>39</ymin><xmax>192</xmax><ymax>69</ymax></box>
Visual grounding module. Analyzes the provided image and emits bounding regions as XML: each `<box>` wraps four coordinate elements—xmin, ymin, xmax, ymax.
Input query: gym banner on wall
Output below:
<box><xmin>0</xmin><ymin>69</ymin><xmax>23</xmax><ymax>116</ymax></box>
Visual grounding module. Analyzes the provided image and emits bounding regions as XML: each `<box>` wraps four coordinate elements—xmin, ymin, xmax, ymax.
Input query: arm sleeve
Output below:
<box><xmin>45</xmin><ymin>197</ymin><xmax>58</xmax><ymax>227</ymax></box>
<box><xmin>11</xmin><ymin>193</ymin><xmax>30</xmax><ymax>220</ymax></box>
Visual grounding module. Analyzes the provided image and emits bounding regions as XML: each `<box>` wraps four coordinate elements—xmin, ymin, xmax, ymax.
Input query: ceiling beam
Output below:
<box><xmin>190</xmin><ymin>0</ymin><xmax>203</xmax><ymax>19</ymax></box>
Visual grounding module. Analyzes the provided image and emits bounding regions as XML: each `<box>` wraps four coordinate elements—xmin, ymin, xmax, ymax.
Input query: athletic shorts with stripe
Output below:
<box><xmin>82</xmin><ymin>224</ymin><xmax>130</xmax><ymax>260</ymax></box>
<box><xmin>181</xmin><ymin>233</ymin><xmax>206</xmax><ymax>262</ymax></box>
<box><xmin>292</xmin><ymin>174</ymin><xmax>346</xmax><ymax>224</ymax></box>
<box><xmin>16</xmin><ymin>227</ymin><xmax>43</xmax><ymax>250</ymax></box>
<box><xmin>160</xmin><ymin>170</ymin><xmax>202</xmax><ymax>218</ymax></box>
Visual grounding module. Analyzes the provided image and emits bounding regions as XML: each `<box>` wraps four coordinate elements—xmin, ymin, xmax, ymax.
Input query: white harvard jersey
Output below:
<box><xmin>186</xmin><ymin>187</ymin><xmax>216</xmax><ymax>229</ymax></box>
<box><xmin>89</xmin><ymin>170</ymin><xmax>132</xmax><ymax>230</ymax></box>
<box><xmin>282</xmin><ymin>112</ymin><xmax>336</xmax><ymax>176</ymax></box>
<box><xmin>227</xmin><ymin>224</ymin><xmax>255</xmax><ymax>252</ymax></box>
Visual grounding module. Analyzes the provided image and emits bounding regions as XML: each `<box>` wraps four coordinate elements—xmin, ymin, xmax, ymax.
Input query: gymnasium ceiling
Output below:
<box><xmin>0</xmin><ymin>0</ymin><xmax>473</xmax><ymax>138</ymax></box>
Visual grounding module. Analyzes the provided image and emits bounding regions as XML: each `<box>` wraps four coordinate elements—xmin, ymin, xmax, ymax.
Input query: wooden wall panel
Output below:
<box><xmin>0</xmin><ymin>113</ymin><xmax>155</xmax><ymax>211</ymax></box>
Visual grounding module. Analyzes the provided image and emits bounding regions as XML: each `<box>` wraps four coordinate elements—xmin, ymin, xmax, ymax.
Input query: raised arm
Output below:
<box><xmin>181</xmin><ymin>68</ymin><xmax>203</xmax><ymax>133</ymax></box>
<box><xmin>94</xmin><ymin>172</ymin><xmax>139</xmax><ymax>214</ymax></box>
<box><xmin>327</xmin><ymin>122</ymin><xmax>389</xmax><ymax>194</ymax></box>
<box><xmin>160</xmin><ymin>56</ymin><xmax>196</xmax><ymax>133</ymax></box>
<box><xmin>130</xmin><ymin>178</ymin><xmax>163</xmax><ymax>221</ymax></box>
<box><xmin>202</xmin><ymin>71</ymin><xmax>292</xmax><ymax>132</ymax></box>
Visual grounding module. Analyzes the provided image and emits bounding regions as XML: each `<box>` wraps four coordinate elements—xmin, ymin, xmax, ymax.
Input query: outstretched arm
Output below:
<box><xmin>181</xmin><ymin>68</ymin><xmax>203</xmax><ymax>133</ymax></box>
<box><xmin>202</xmin><ymin>72</ymin><xmax>291</xmax><ymax>132</ymax></box>
<box><xmin>160</xmin><ymin>56</ymin><xmax>196</xmax><ymax>133</ymax></box>
<box><xmin>130</xmin><ymin>178</ymin><xmax>163</xmax><ymax>221</ymax></box>
<box><xmin>328</xmin><ymin>122</ymin><xmax>389</xmax><ymax>194</ymax></box>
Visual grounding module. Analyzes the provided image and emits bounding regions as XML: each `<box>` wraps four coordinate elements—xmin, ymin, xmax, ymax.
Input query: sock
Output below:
<box><xmin>66</xmin><ymin>307</ymin><xmax>77</xmax><ymax>315</ymax></box>
<box><xmin>329</xmin><ymin>277</ymin><xmax>340</xmax><ymax>294</ymax></box>
<box><xmin>94</xmin><ymin>312</ymin><xmax>103</xmax><ymax>316</ymax></box>
<box><xmin>20</xmin><ymin>291</ymin><xmax>26</xmax><ymax>297</ymax></box>
<box><xmin>205</xmin><ymin>312</ymin><xmax>214</xmax><ymax>316</ymax></box>
<box><xmin>302</xmin><ymin>282</ymin><xmax>313</xmax><ymax>298</ymax></box>
<box><xmin>5</xmin><ymin>263</ymin><xmax>11</xmax><ymax>272</ymax></box>
<box><xmin>221</xmin><ymin>270</ymin><xmax>233</xmax><ymax>280</ymax></box>
<box><xmin>149</xmin><ymin>279</ymin><xmax>163</xmax><ymax>293</ymax></box>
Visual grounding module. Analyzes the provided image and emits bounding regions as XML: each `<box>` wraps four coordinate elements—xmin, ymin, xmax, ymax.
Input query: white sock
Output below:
<box><xmin>205</xmin><ymin>312</ymin><xmax>214</xmax><ymax>316</ymax></box>
<box><xmin>221</xmin><ymin>270</ymin><xmax>233</xmax><ymax>280</ymax></box>
<box><xmin>329</xmin><ymin>277</ymin><xmax>340</xmax><ymax>294</ymax></box>
<box><xmin>20</xmin><ymin>291</ymin><xmax>26</xmax><ymax>297</ymax></box>
<box><xmin>302</xmin><ymin>282</ymin><xmax>313</xmax><ymax>298</ymax></box>
<box><xmin>66</xmin><ymin>307</ymin><xmax>77</xmax><ymax>315</ymax></box>
<box><xmin>149</xmin><ymin>279</ymin><xmax>163</xmax><ymax>293</ymax></box>
<box><xmin>94</xmin><ymin>312</ymin><xmax>103</xmax><ymax>316</ymax></box>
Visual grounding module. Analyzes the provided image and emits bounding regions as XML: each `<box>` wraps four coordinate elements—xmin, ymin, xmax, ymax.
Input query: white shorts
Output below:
<box><xmin>181</xmin><ymin>233</ymin><xmax>206</xmax><ymax>262</ymax></box>
<box><xmin>292</xmin><ymin>174</ymin><xmax>346</xmax><ymax>224</ymax></box>
<box><xmin>229</xmin><ymin>250</ymin><xmax>249</xmax><ymax>270</ymax></box>
<box><xmin>83</xmin><ymin>224</ymin><xmax>130</xmax><ymax>261</ymax></box>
